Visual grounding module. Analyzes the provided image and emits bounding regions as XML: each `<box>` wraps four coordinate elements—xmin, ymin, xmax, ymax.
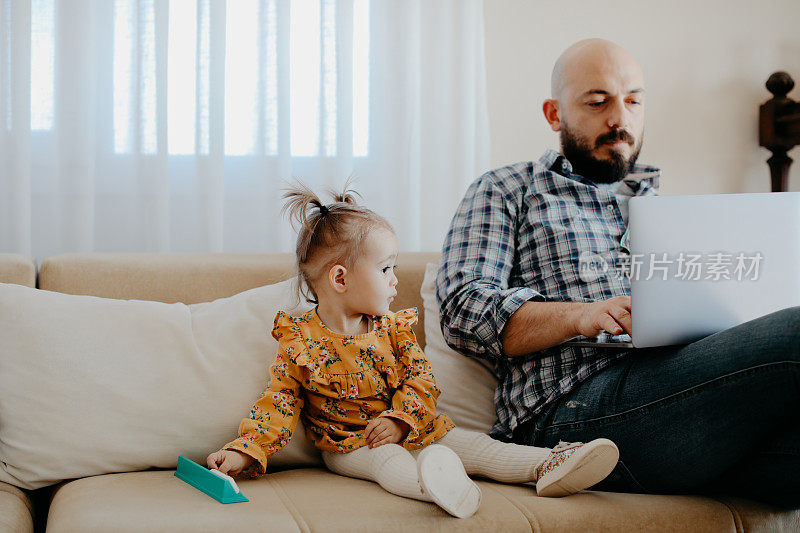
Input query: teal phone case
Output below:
<box><xmin>174</xmin><ymin>455</ymin><xmax>249</xmax><ymax>503</ymax></box>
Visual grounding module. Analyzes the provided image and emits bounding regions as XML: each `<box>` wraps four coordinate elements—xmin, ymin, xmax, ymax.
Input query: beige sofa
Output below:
<box><xmin>1</xmin><ymin>252</ymin><xmax>798</xmax><ymax>533</ymax></box>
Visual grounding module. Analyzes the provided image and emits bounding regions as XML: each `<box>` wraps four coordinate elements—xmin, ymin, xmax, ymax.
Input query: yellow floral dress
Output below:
<box><xmin>223</xmin><ymin>307</ymin><xmax>454</xmax><ymax>474</ymax></box>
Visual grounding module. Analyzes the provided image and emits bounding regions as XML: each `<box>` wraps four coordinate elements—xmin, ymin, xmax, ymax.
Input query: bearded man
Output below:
<box><xmin>436</xmin><ymin>38</ymin><xmax>800</xmax><ymax>507</ymax></box>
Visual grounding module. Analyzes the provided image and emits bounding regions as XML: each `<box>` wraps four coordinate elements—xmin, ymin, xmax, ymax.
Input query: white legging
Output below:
<box><xmin>322</xmin><ymin>427</ymin><xmax>550</xmax><ymax>502</ymax></box>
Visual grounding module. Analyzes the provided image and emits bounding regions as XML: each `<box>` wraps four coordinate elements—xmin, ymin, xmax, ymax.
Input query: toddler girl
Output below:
<box><xmin>208</xmin><ymin>182</ymin><xmax>619</xmax><ymax>518</ymax></box>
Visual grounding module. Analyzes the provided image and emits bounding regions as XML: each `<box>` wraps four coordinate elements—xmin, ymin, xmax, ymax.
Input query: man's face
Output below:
<box><xmin>545</xmin><ymin>44</ymin><xmax>646</xmax><ymax>183</ymax></box>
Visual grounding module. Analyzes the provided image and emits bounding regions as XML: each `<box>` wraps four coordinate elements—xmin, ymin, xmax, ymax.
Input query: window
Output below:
<box><xmin>27</xmin><ymin>0</ymin><xmax>370</xmax><ymax>157</ymax></box>
<box><xmin>30</xmin><ymin>0</ymin><xmax>55</xmax><ymax>131</ymax></box>
<box><xmin>28</xmin><ymin>0</ymin><xmax>370</xmax><ymax>157</ymax></box>
<box><xmin>4</xmin><ymin>0</ymin><xmax>12</xmax><ymax>130</ymax></box>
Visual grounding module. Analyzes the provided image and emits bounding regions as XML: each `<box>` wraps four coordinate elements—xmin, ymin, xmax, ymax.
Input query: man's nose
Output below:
<box><xmin>606</xmin><ymin>99</ymin><xmax>629</xmax><ymax>129</ymax></box>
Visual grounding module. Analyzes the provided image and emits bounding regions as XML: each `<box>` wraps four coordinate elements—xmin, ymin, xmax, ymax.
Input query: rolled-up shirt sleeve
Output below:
<box><xmin>435</xmin><ymin>171</ymin><xmax>545</xmax><ymax>364</ymax></box>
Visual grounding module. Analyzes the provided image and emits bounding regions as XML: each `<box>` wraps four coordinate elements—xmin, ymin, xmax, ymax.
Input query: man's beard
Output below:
<box><xmin>560</xmin><ymin>125</ymin><xmax>642</xmax><ymax>184</ymax></box>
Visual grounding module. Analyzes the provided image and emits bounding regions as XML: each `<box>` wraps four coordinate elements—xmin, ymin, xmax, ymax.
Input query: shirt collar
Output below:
<box><xmin>539</xmin><ymin>148</ymin><xmax>661</xmax><ymax>194</ymax></box>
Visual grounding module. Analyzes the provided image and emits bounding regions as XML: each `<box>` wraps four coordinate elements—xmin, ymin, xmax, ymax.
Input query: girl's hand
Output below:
<box><xmin>364</xmin><ymin>417</ymin><xmax>410</xmax><ymax>448</ymax></box>
<box><xmin>206</xmin><ymin>449</ymin><xmax>254</xmax><ymax>476</ymax></box>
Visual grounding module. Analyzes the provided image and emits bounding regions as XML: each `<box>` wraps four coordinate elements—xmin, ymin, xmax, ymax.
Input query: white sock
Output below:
<box><xmin>323</xmin><ymin>444</ymin><xmax>432</xmax><ymax>502</ymax></box>
<box><xmin>436</xmin><ymin>427</ymin><xmax>550</xmax><ymax>483</ymax></box>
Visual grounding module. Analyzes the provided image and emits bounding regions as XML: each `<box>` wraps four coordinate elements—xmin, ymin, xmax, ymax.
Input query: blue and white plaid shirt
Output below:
<box><xmin>436</xmin><ymin>149</ymin><xmax>661</xmax><ymax>439</ymax></box>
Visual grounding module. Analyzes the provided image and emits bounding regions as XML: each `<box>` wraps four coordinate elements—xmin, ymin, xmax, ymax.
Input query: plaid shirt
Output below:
<box><xmin>436</xmin><ymin>149</ymin><xmax>660</xmax><ymax>439</ymax></box>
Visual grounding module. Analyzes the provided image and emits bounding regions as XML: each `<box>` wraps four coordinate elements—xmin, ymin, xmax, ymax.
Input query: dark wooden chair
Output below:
<box><xmin>760</xmin><ymin>72</ymin><xmax>800</xmax><ymax>192</ymax></box>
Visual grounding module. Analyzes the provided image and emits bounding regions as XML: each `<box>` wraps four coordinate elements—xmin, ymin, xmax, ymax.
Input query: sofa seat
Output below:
<box><xmin>45</xmin><ymin>467</ymin><xmax>795</xmax><ymax>533</ymax></box>
<box><xmin>46</xmin><ymin>469</ymin><xmax>528</xmax><ymax>532</ymax></box>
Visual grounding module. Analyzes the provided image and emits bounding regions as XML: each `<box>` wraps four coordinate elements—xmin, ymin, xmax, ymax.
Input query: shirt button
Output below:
<box><xmin>606</xmin><ymin>204</ymin><xmax>615</xmax><ymax>212</ymax></box>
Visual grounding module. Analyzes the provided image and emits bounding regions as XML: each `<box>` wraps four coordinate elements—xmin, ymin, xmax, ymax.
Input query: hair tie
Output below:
<box><xmin>318</xmin><ymin>204</ymin><xmax>329</xmax><ymax>216</ymax></box>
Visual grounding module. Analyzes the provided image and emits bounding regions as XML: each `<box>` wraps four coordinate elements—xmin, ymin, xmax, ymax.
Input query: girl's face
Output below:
<box><xmin>344</xmin><ymin>227</ymin><xmax>399</xmax><ymax>317</ymax></box>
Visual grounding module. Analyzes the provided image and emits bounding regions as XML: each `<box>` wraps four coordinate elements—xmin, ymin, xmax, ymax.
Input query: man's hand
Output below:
<box><xmin>502</xmin><ymin>297</ymin><xmax>633</xmax><ymax>356</ymax></box>
<box><xmin>576</xmin><ymin>295</ymin><xmax>632</xmax><ymax>337</ymax></box>
<box><xmin>364</xmin><ymin>417</ymin><xmax>410</xmax><ymax>448</ymax></box>
<box><xmin>206</xmin><ymin>449</ymin><xmax>254</xmax><ymax>476</ymax></box>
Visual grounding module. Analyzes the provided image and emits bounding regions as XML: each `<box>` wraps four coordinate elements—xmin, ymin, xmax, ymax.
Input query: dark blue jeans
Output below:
<box><xmin>514</xmin><ymin>306</ymin><xmax>800</xmax><ymax>507</ymax></box>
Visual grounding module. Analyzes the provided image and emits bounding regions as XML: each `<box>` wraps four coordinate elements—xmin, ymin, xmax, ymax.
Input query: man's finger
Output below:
<box><xmin>601</xmin><ymin>314</ymin><xmax>623</xmax><ymax>335</ymax></box>
<box><xmin>614</xmin><ymin>295</ymin><xmax>632</xmax><ymax>310</ymax></box>
<box><xmin>608</xmin><ymin>306</ymin><xmax>632</xmax><ymax>335</ymax></box>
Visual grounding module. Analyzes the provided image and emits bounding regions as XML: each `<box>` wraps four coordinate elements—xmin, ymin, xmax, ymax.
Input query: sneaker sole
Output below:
<box><xmin>417</xmin><ymin>444</ymin><xmax>482</xmax><ymax>518</ymax></box>
<box><xmin>536</xmin><ymin>438</ymin><xmax>619</xmax><ymax>498</ymax></box>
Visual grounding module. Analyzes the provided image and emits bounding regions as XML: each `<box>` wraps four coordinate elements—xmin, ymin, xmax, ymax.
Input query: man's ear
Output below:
<box><xmin>543</xmin><ymin>99</ymin><xmax>562</xmax><ymax>132</ymax></box>
<box><xmin>329</xmin><ymin>264</ymin><xmax>348</xmax><ymax>294</ymax></box>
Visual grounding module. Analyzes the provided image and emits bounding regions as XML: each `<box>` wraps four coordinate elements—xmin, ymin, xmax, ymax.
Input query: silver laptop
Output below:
<box><xmin>566</xmin><ymin>192</ymin><xmax>800</xmax><ymax>348</ymax></box>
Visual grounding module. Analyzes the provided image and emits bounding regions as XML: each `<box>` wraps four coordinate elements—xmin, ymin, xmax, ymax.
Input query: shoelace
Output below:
<box><xmin>550</xmin><ymin>441</ymin><xmax>583</xmax><ymax>453</ymax></box>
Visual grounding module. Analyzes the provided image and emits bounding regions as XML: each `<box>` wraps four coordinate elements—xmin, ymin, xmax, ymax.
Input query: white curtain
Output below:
<box><xmin>0</xmin><ymin>0</ymin><xmax>489</xmax><ymax>259</ymax></box>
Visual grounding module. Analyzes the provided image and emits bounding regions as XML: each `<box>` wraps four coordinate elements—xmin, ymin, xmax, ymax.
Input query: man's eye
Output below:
<box><xmin>587</xmin><ymin>101</ymin><xmax>604</xmax><ymax>107</ymax></box>
<box><xmin>628</xmin><ymin>100</ymin><xmax>641</xmax><ymax>106</ymax></box>
<box><xmin>382</xmin><ymin>267</ymin><xmax>390</xmax><ymax>273</ymax></box>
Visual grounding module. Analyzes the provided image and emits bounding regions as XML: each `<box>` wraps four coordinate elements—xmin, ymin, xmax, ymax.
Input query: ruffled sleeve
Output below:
<box><xmin>270</xmin><ymin>311</ymin><xmax>309</xmax><ymax>364</ymax></box>
<box><xmin>377</xmin><ymin>308</ymin><xmax>442</xmax><ymax>443</ymax></box>
<box><xmin>222</xmin><ymin>311</ymin><xmax>305</xmax><ymax>475</ymax></box>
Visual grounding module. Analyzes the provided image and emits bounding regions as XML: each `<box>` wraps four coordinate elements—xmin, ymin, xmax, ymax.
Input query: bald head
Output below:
<box><xmin>550</xmin><ymin>39</ymin><xmax>643</xmax><ymax>100</ymax></box>
<box><xmin>543</xmin><ymin>39</ymin><xmax>646</xmax><ymax>183</ymax></box>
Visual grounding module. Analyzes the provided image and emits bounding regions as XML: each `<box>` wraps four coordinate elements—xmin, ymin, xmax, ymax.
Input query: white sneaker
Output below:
<box><xmin>535</xmin><ymin>438</ymin><xmax>619</xmax><ymax>497</ymax></box>
<box><xmin>416</xmin><ymin>444</ymin><xmax>482</xmax><ymax>518</ymax></box>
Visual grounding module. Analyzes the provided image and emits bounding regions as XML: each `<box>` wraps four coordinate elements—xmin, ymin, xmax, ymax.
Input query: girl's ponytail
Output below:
<box><xmin>281</xmin><ymin>181</ymin><xmax>327</xmax><ymax>233</ymax></box>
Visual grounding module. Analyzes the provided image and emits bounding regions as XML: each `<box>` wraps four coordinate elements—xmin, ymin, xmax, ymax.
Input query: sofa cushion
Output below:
<box><xmin>715</xmin><ymin>496</ymin><xmax>800</xmax><ymax>532</ymax></box>
<box><xmin>0</xmin><ymin>279</ymin><xmax>320</xmax><ymax>490</ymax></box>
<box><xmin>38</xmin><ymin>253</ymin><xmax>297</xmax><ymax>304</ymax></box>
<box><xmin>47</xmin><ymin>468</ymin><xmax>533</xmax><ymax>532</ymax></box>
<box><xmin>0</xmin><ymin>481</ymin><xmax>33</xmax><ymax>533</ymax></box>
<box><xmin>487</xmin><ymin>482</ymin><xmax>739</xmax><ymax>532</ymax></box>
<box><xmin>421</xmin><ymin>263</ymin><xmax>498</xmax><ymax>433</ymax></box>
<box><xmin>0</xmin><ymin>254</ymin><xmax>36</xmax><ymax>287</ymax></box>
<box><xmin>46</xmin><ymin>470</ymin><xmax>302</xmax><ymax>533</ymax></box>
<box><xmin>50</xmin><ymin>467</ymin><xmax>796</xmax><ymax>533</ymax></box>
<box><xmin>37</xmin><ymin>252</ymin><xmax>438</xmax><ymax>348</ymax></box>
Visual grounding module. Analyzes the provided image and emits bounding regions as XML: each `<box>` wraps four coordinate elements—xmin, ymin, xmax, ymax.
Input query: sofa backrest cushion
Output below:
<box><xmin>38</xmin><ymin>252</ymin><xmax>438</xmax><ymax>348</ymax></box>
<box><xmin>420</xmin><ymin>263</ymin><xmax>498</xmax><ymax>433</ymax></box>
<box><xmin>0</xmin><ymin>254</ymin><xmax>36</xmax><ymax>287</ymax></box>
<box><xmin>0</xmin><ymin>279</ymin><xmax>322</xmax><ymax>490</ymax></box>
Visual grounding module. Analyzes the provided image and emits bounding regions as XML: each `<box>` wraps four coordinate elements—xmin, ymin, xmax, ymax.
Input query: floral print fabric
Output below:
<box><xmin>223</xmin><ymin>307</ymin><xmax>454</xmax><ymax>474</ymax></box>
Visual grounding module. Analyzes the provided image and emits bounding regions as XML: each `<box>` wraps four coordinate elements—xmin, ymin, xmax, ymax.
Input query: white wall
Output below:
<box><xmin>483</xmin><ymin>0</ymin><xmax>800</xmax><ymax>195</ymax></box>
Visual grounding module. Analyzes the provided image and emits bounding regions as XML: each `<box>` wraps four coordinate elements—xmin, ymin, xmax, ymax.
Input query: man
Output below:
<box><xmin>436</xmin><ymin>38</ymin><xmax>800</xmax><ymax>506</ymax></box>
